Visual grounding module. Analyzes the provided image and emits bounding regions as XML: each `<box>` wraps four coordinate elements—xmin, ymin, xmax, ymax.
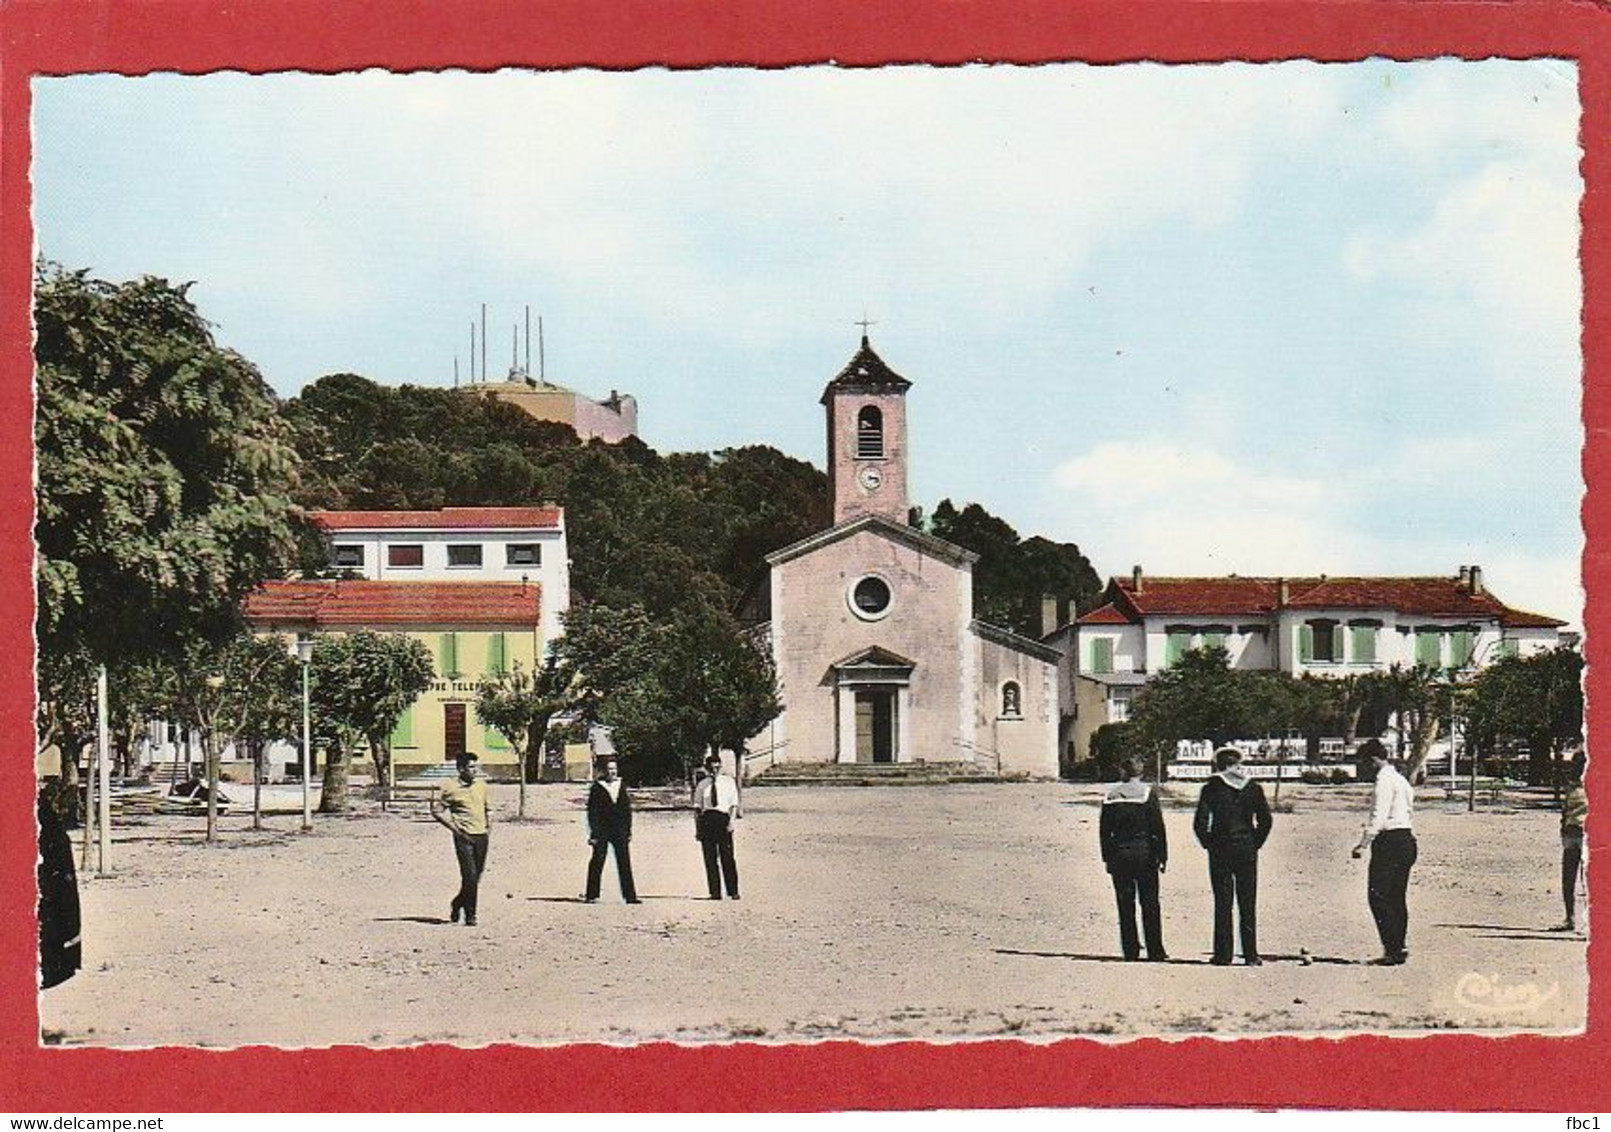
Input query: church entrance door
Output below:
<box><xmin>854</xmin><ymin>689</ymin><xmax>897</xmax><ymax>763</ymax></box>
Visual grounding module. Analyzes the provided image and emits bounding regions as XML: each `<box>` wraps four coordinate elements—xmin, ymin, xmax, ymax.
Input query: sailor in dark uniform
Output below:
<box><xmin>1099</xmin><ymin>758</ymin><xmax>1169</xmax><ymax>962</ymax></box>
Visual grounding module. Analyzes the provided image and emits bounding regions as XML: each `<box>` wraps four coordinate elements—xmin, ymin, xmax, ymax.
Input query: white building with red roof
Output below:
<box><xmin>1055</xmin><ymin>565</ymin><xmax>1567</xmax><ymax>769</ymax></box>
<box><xmin>244</xmin><ymin>506</ymin><xmax>569</xmax><ymax>773</ymax></box>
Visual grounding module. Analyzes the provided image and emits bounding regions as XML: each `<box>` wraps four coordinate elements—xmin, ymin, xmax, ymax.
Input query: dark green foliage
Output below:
<box><xmin>34</xmin><ymin>265</ymin><xmax>304</xmax><ymax>672</ymax></box>
<box><xmin>308</xmin><ymin>631</ymin><xmax>435</xmax><ymax>810</ymax></box>
<box><xmin>556</xmin><ymin>602</ymin><xmax>780</xmax><ymax>784</ymax></box>
<box><xmin>1465</xmin><ymin>646</ymin><xmax>1583</xmax><ymax>785</ymax></box>
<box><xmin>927</xmin><ymin>499</ymin><xmax>1102</xmax><ymax>636</ymax></box>
<box><xmin>1088</xmin><ymin>722</ymin><xmax>1134</xmax><ymax>781</ymax></box>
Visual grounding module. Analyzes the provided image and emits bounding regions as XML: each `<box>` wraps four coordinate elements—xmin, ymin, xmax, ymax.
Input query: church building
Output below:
<box><xmin>743</xmin><ymin>336</ymin><xmax>1059</xmax><ymax>778</ymax></box>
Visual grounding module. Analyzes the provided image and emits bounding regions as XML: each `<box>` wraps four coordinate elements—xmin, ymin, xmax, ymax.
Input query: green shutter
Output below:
<box><xmin>1203</xmin><ymin>632</ymin><xmax>1226</xmax><ymax>652</ymax></box>
<box><xmin>1416</xmin><ymin>630</ymin><xmax>1441</xmax><ymax>667</ymax></box>
<box><xmin>1450</xmin><ymin>630</ymin><xmax>1473</xmax><ymax>668</ymax></box>
<box><xmin>439</xmin><ymin>632</ymin><xmax>460</xmax><ymax>678</ymax></box>
<box><xmin>1500</xmin><ymin>638</ymin><xmax>1519</xmax><ymax>659</ymax></box>
<box><xmin>1351</xmin><ymin>625</ymin><xmax>1376</xmax><ymax>664</ymax></box>
<box><xmin>1165</xmin><ymin>632</ymin><xmax>1185</xmax><ymax>667</ymax></box>
<box><xmin>1298</xmin><ymin>624</ymin><xmax>1313</xmax><ymax>664</ymax></box>
<box><xmin>486</xmin><ymin>632</ymin><xmax>507</xmax><ymax>676</ymax></box>
<box><xmin>1091</xmin><ymin>637</ymin><xmax>1113</xmax><ymax>674</ymax></box>
<box><xmin>390</xmin><ymin>706</ymin><xmax>415</xmax><ymax>749</ymax></box>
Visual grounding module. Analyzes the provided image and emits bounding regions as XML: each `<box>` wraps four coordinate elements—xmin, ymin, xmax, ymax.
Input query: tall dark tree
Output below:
<box><xmin>928</xmin><ymin>499</ymin><xmax>1102</xmax><ymax>636</ymax></box>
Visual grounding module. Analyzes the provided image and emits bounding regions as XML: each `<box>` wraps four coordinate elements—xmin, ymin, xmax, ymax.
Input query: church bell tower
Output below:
<box><xmin>821</xmin><ymin>334</ymin><xmax>912</xmax><ymax>526</ymax></box>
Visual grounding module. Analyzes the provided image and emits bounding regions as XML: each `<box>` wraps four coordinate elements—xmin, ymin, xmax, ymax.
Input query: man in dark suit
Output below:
<box><xmin>585</xmin><ymin>757</ymin><xmax>639</xmax><ymax>904</ymax></box>
<box><xmin>1193</xmin><ymin>747</ymin><xmax>1274</xmax><ymax>965</ymax></box>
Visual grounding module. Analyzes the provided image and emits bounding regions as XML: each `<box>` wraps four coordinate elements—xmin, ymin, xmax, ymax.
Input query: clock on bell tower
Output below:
<box><xmin>821</xmin><ymin>332</ymin><xmax>911</xmax><ymax>525</ymax></box>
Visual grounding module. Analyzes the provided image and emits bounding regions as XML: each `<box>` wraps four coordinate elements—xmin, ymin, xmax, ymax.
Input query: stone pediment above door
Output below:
<box><xmin>831</xmin><ymin>645</ymin><xmax>916</xmax><ymax>685</ymax></box>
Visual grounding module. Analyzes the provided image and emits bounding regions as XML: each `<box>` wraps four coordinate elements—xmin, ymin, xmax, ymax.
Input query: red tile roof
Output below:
<box><xmin>1075</xmin><ymin>602</ymin><xmax>1131</xmax><ymax>625</ymax></box>
<box><xmin>244</xmin><ymin>580</ymin><xmax>541</xmax><ymax>627</ymax></box>
<box><xmin>1099</xmin><ymin>575</ymin><xmax>1564</xmax><ymax>628</ymax></box>
<box><xmin>312</xmin><ymin>506</ymin><xmax>561</xmax><ymax>531</ymax></box>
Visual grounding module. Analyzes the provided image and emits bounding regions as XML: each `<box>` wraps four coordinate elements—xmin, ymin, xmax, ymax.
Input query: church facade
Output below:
<box><xmin>744</xmin><ymin>337</ymin><xmax>1059</xmax><ymax>778</ymax></box>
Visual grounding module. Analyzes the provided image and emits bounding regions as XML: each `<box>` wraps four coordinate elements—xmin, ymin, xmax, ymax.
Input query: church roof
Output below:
<box><xmin>819</xmin><ymin>336</ymin><xmax>912</xmax><ymax>404</ymax></box>
<box><xmin>766</xmin><ymin>513</ymin><xmax>978</xmax><ymax>569</ymax></box>
<box><xmin>971</xmin><ymin>620</ymin><xmax>1063</xmax><ymax>664</ymax></box>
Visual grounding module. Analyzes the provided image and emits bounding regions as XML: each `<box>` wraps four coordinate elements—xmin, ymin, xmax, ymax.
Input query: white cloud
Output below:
<box><xmin>1052</xmin><ymin>440</ymin><xmax>1350</xmax><ymax>576</ymax></box>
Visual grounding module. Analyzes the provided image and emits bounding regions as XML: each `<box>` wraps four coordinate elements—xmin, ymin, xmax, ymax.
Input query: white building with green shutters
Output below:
<box><xmin>244</xmin><ymin>506</ymin><xmax>572</xmax><ymax>776</ymax></box>
<box><xmin>1055</xmin><ymin>565</ymin><xmax>1565</xmax><ymax>769</ymax></box>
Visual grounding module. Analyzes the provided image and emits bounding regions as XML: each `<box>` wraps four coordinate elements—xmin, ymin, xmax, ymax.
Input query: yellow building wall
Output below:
<box><xmin>388</xmin><ymin>626</ymin><xmax>544</xmax><ymax>771</ymax></box>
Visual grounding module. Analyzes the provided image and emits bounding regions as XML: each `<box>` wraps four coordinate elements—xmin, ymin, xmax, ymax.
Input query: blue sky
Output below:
<box><xmin>33</xmin><ymin>61</ymin><xmax>1584</xmax><ymax>624</ymax></box>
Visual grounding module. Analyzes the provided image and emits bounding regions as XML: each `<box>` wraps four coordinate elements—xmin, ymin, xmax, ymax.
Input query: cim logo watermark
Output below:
<box><xmin>1453</xmin><ymin>970</ymin><xmax>1560</xmax><ymax>1014</ymax></box>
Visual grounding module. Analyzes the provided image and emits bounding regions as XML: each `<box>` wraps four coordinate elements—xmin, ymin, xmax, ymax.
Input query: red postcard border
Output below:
<box><xmin>1</xmin><ymin>0</ymin><xmax>1606</xmax><ymax>1113</ymax></box>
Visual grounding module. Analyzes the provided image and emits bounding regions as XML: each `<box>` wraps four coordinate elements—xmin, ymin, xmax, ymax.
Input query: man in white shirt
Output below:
<box><xmin>1351</xmin><ymin>738</ymin><xmax>1417</xmax><ymax>965</ymax></box>
<box><xmin>694</xmin><ymin>753</ymin><xmax>741</xmax><ymax>900</ymax></box>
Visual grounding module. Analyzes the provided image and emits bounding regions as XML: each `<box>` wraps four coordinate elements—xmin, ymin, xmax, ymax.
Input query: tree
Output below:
<box><xmin>1466</xmin><ymin>646</ymin><xmax>1584</xmax><ymax>787</ymax></box>
<box><xmin>476</xmin><ymin>653</ymin><xmax>577</xmax><ymax>818</ymax></box>
<box><xmin>34</xmin><ymin>265</ymin><xmax>304</xmax><ymax>672</ymax></box>
<box><xmin>927</xmin><ymin>499</ymin><xmax>1102</xmax><ymax>635</ymax></box>
<box><xmin>1127</xmin><ymin>647</ymin><xmax>1248</xmax><ymax>780</ymax></box>
<box><xmin>309</xmin><ymin>632</ymin><xmax>435</xmax><ymax>812</ymax></box>
<box><xmin>557</xmin><ymin>602</ymin><xmax>781</xmax><ymax>783</ymax></box>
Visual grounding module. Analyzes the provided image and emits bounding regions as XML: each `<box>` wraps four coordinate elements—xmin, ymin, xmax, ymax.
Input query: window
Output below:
<box><xmin>387</xmin><ymin>544</ymin><xmax>423</xmax><ymax>568</ymax></box>
<box><xmin>447</xmin><ymin>543</ymin><xmax>484</xmax><ymax>568</ymax></box>
<box><xmin>1001</xmin><ymin>682</ymin><xmax>1022</xmax><ymax>717</ymax></box>
<box><xmin>1499</xmin><ymin>638</ymin><xmax>1520</xmax><ymax>659</ymax></box>
<box><xmin>331</xmin><ymin>544</ymin><xmax>364</xmax><ymax>569</ymax></box>
<box><xmin>1164</xmin><ymin>630</ymin><xmax>1191</xmax><ymax>666</ymax></box>
<box><xmin>856</xmin><ymin>405</ymin><xmax>884</xmax><ymax>459</ymax></box>
<box><xmin>850</xmin><ymin>575</ymin><xmax>892</xmax><ymax>619</ymax></box>
<box><xmin>1350</xmin><ymin>623</ymin><xmax>1378</xmax><ymax>664</ymax></box>
<box><xmin>1449</xmin><ymin>629</ymin><xmax>1475</xmax><ymax>669</ymax></box>
<box><xmin>1202</xmin><ymin>630</ymin><xmax>1227</xmax><ymax>652</ymax></box>
<box><xmin>1415</xmin><ymin>629</ymin><xmax>1443</xmax><ymax>667</ymax></box>
<box><xmin>1302</xmin><ymin>620</ymin><xmax>1338</xmax><ymax>663</ymax></box>
<box><xmin>1110</xmin><ymin>691</ymin><xmax>1133</xmax><ymax>723</ymax></box>
<box><xmin>439</xmin><ymin>633</ymin><xmax>461</xmax><ymax>679</ymax></box>
<box><xmin>390</xmin><ymin>706</ymin><xmax>415</xmax><ymax>749</ymax></box>
<box><xmin>1090</xmin><ymin>637</ymin><xmax>1114</xmax><ymax>674</ymax></box>
<box><xmin>506</xmin><ymin>543</ymin><xmax>541</xmax><ymax>567</ymax></box>
<box><xmin>485</xmin><ymin>632</ymin><xmax>508</xmax><ymax>676</ymax></box>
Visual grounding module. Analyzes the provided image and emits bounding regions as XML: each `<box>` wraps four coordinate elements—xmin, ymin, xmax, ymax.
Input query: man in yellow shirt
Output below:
<box><xmin>430</xmin><ymin>752</ymin><xmax>491</xmax><ymax>927</ymax></box>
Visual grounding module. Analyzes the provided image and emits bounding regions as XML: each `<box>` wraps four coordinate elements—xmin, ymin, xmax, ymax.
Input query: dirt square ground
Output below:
<box><xmin>38</xmin><ymin>780</ymin><xmax>1587</xmax><ymax>1047</ymax></box>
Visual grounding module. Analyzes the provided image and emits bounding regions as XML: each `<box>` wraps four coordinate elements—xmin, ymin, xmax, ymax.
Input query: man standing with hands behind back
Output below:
<box><xmin>696</xmin><ymin>752</ymin><xmax>741</xmax><ymax>901</ymax></box>
<box><xmin>1194</xmin><ymin>747</ymin><xmax>1273</xmax><ymax>966</ymax></box>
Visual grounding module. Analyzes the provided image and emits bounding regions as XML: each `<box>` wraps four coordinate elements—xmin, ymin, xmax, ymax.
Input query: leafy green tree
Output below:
<box><xmin>309</xmin><ymin>632</ymin><xmax>436</xmax><ymax>812</ymax></box>
<box><xmin>1466</xmin><ymin>646</ymin><xmax>1584</xmax><ymax>786</ymax></box>
<box><xmin>1127</xmin><ymin>647</ymin><xmax>1248</xmax><ymax>779</ymax></box>
<box><xmin>927</xmin><ymin>499</ymin><xmax>1102</xmax><ymax>635</ymax></box>
<box><xmin>557</xmin><ymin>602</ymin><xmax>780</xmax><ymax>783</ymax></box>
<box><xmin>34</xmin><ymin>265</ymin><xmax>305</xmax><ymax>672</ymax></box>
<box><xmin>476</xmin><ymin>653</ymin><xmax>577</xmax><ymax>818</ymax></box>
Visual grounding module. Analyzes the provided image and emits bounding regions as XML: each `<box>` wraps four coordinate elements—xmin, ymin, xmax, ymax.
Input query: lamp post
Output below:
<box><xmin>295</xmin><ymin>635</ymin><xmax>315</xmax><ymax>831</ymax></box>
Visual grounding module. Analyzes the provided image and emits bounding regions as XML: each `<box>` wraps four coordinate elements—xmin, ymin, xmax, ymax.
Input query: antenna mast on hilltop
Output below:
<box><xmin>480</xmin><ymin>303</ymin><xmax>488</xmax><ymax>385</ymax></box>
<box><xmin>453</xmin><ymin>354</ymin><xmax>460</xmax><ymax>388</ymax></box>
<box><xmin>525</xmin><ymin>305</ymin><xmax>532</xmax><ymax>378</ymax></box>
<box><xmin>469</xmin><ymin>322</ymin><xmax>477</xmax><ymax>383</ymax></box>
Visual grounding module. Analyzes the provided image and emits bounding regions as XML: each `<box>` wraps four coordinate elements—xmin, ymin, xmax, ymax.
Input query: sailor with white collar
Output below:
<box><xmin>1100</xmin><ymin>758</ymin><xmax>1169</xmax><ymax>962</ymax></box>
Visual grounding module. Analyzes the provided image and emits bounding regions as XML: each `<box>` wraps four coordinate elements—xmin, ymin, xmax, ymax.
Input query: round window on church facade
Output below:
<box><xmin>849</xmin><ymin>575</ymin><xmax>893</xmax><ymax>620</ymax></box>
